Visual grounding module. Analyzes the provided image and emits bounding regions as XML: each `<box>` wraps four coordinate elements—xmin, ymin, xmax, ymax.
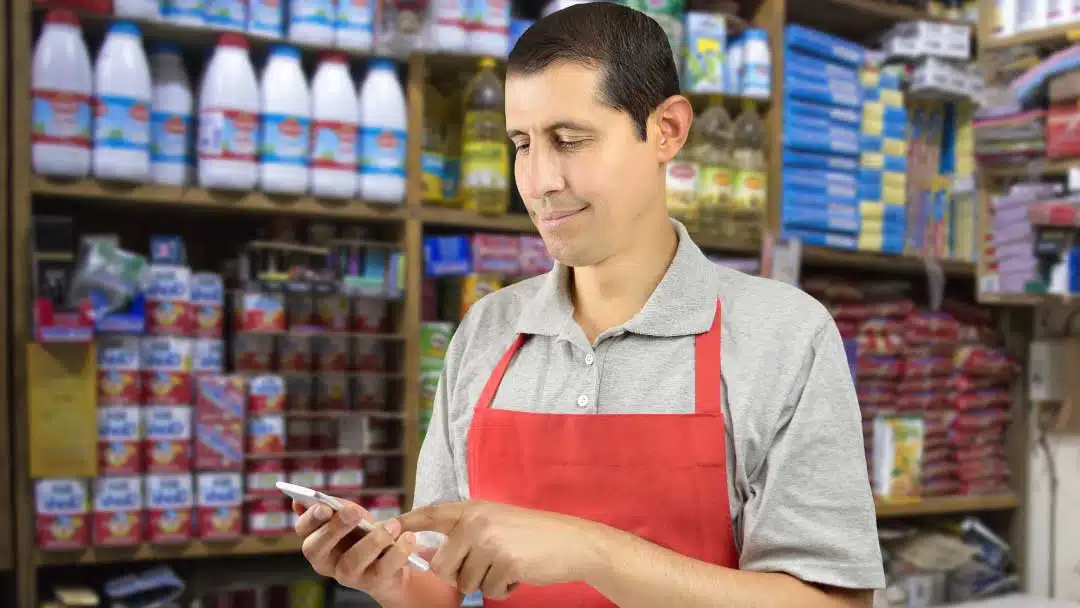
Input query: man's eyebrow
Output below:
<box><xmin>507</xmin><ymin>121</ymin><xmax>597</xmax><ymax>139</ymax></box>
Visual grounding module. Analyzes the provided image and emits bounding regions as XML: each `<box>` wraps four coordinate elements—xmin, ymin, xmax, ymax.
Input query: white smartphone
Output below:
<box><xmin>277</xmin><ymin>481</ymin><xmax>431</xmax><ymax>571</ymax></box>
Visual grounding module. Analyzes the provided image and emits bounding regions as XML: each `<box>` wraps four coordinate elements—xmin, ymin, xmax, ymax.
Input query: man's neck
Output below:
<box><xmin>570</xmin><ymin>217</ymin><xmax>679</xmax><ymax>343</ymax></box>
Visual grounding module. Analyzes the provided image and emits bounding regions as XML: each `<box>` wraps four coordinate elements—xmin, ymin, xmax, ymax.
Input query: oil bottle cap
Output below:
<box><xmin>479</xmin><ymin>57</ymin><xmax>497</xmax><ymax>69</ymax></box>
<box><xmin>741</xmin><ymin>99</ymin><xmax>757</xmax><ymax>113</ymax></box>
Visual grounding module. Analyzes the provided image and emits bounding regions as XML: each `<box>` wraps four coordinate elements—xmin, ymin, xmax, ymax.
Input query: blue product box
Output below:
<box><xmin>862</xmin><ymin>102</ymin><xmax>908</xmax><ymax>124</ymax></box>
<box><xmin>860</xmin><ymin>134</ymin><xmax>908</xmax><ymax>154</ymax></box>
<box><xmin>785</xmin><ymin>99</ymin><xmax>861</xmax><ymax>125</ymax></box>
<box><xmin>784</xmin><ymin>76</ymin><xmax>863</xmax><ymax>108</ymax></box>
<box><xmin>782</xmin><ymin>150</ymin><xmax>859</xmax><ymax>172</ymax></box>
<box><xmin>786</xmin><ymin>52</ymin><xmax>861</xmax><ymax>85</ymax></box>
<box><xmin>860</xmin><ymin>152</ymin><xmax>908</xmax><ymax>173</ymax></box>
<box><xmin>785</xmin><ymin>127</ymin><xmax>860</xmax><ymax>156</ymax></box>
<box><xmin>785</xmin><ymin>167</ymin><xmax>858</xmax><ymax>189</ymax></box>
<box><xmin>784</xmin><ymin>185</ymin><xmax>858</xmax><ymax>208</ymax></box>
<box><xmin>780</xmin><ymin>226</ymin><xmax>859</xmax><ymax>250</ymax></box>
<box><xmin>858</xmin><ymin>181</ymin><xmax>882</xmax><ymax>202</ymax></box>
<box><xmin>860</xmin><ymin>202</ymin><xmax>907</xmax><ymax>223</ymax></box>
<box><xmin>860</xmin><ymin>120</ymin><xmax>907</xmax><ymax>140</ymax></box>
<box><xmin>783</xmin><ymin>177</ymin><xmax>858</xmax><ymax>200</ymax></box>
<box><xmin>863</xmin><ymin>87</ymin><xmax>905</xmax><ymax>106</ymax></box>
<box><xmin>783</xmin><ymin>207</ymin><xmax>861</xmax><ymax>234</ymax></box>
<box><xmin>785</xmin><ymin>116</ymin><xmax>861</xmax><ymax>142</ymax></box>
<box><xmin>785</xmin><ymin>24</ymin><xmax>865</xmax><ymax>67</ymax></box>
<box><xmin>423</xmin><ymin>235</ymin><xmax>471</xmax><ymax>277</ymax></box>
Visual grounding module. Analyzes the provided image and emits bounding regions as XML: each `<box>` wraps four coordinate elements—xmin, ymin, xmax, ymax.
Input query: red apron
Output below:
<box><xmin>467</xmin><ymin>300</ymin><xmax>739</xmax><ymax>607</ymax></box>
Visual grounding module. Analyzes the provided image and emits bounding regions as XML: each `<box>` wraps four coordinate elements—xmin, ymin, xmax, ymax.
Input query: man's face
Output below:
<box><xmin>505</xmin><ymin>62</ymin><xmax>663</xmax><ymax>267</ymax></box>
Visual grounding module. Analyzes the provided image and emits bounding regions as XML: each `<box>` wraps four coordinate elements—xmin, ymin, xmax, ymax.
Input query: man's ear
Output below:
<box><xmin>652</xmin><ymin>95</ymin><xmax>694</xmax><ymax>164</ymax></box>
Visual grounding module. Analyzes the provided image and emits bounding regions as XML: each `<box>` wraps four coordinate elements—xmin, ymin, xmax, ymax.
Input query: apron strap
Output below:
<box><xmin>694</xmin><ymin>300</ymin><xmax>723</xmax><ymax>416</ymax></box>
<box><xmin>475</xmin><ymin>334</ymin><xmax>528</xmax><ymax>411</ymax></box>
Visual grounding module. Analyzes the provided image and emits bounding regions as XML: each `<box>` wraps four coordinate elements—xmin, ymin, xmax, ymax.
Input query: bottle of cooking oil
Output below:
<box><xmin>460</xmin><ymin>57</ymin><xmax>509</xmax><ymax>215</ymax></box>
<box><xmin>442</xmin><ymin>88</ymin><xmax>463</xmax><ymax>206</ymax></box>
<box><xmin>666</xmin><ymin>130</ymin><xmax>701</xmax><ymax>233</ymax></box>
<box><xmin>731</xmin><ymin>100</ymin><xmax>767</xmax><ymax>230</ymax></box>
<box><xmin>689</xmin><ymin>101</ymin><xmax>734</xmax><ymax>239</ymax></box>
<box><xmin>422</xmin><ymin>83</ymin><xmax>447</xmax><ymax>205</ymax></box>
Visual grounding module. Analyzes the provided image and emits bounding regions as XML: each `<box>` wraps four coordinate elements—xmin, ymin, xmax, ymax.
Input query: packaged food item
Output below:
<box><xmin>196</xmin><ymin>472</ymin><xmax>243</xmax><ymax>540</ymax></box>
<box><xmin>145</xmin><ymin>473</ymin><xmax>194</xmax><ymax>543</ymax></box>
<box><xmin>92</xmin><ymin>476</ymin><xmax>144</xmax><ymax>546</ymax></box>
<box><xmin>145</xmin><ymin>263</ymin><xmax>193</xmax><ymax>336</ymax></box>
<box><xmin>249</xmin><ymin>374</ymin><xmax>286</xmax><ymax>414</ymax></box>
<box><xmin>97</xmin><ymin>335</ymin><xmax>142</xmax><ymax>406</ymax></box>
<box><xmin>232</xmin><ymin>333</ymin><xmax>275</xmax><ymax>372</ymax></box>
<box><xmin>233</xmin><ymin>290</ymin><xmax>287</xmax><ymax>332</ymax></box>
<box><xmin>98</xmin><ymin>405</ymin><xmax>143</xmax><ymax>475</ymax></box>
<box><xmin>190</xmin><ymin>272</ymin><xmax>225</xmax><ymax>337</ymax></box>
<box><xmin>143</xmin><ymin>405</ymin><xmax>193</xmax><ymax>472</ymax></box>
<box><xmin>247</xmin><ymin>414</ymin><xmax>286</xmax><ymax>455</ymax></box>
<box><xmin>248</xmin><ymin>497</ymin><xmax>289</xmax><ymax>536</ymax></box>
<box><xmin>141</xmin><ymin>336</ymin><xmax>193</xmax><ymax>405</ymax></box>
<box><xmin>36</xmin><ymin>478</ymin><xmax>90</xmax><ymax>550</ymax></box>
<box><xmin>278</xmin><ymin>334</ymin><xmax>313</xmax><ymax>372</ymax></box>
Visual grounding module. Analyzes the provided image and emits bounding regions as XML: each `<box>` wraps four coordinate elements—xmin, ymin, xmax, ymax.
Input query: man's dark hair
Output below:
<box><xmin>507</xmin><ymin>2</ymin><xmax>680</xmax><ymax>141</ymax></box>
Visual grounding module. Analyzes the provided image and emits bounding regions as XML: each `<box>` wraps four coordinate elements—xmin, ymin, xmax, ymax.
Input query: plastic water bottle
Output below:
<box><xmin>93</xmin><ymin>21</ymin><xmax>152</xmax><ymax>182</ymax></box>
<box><xmin>310</xmin><ymin>53</ymin><xmax>359</xmax><ymax>199</ymax></box>
<box><xmin>358</xmin><ymin>60</ymin><xmax>407</xmax><ymax>204</ymax></box>
<box><xmin>260</xmin><ymin>45</ymin><xmax>311</xmax><ymax>194</ymax></box>
<box><xmin>31</xmin><ymin>9</ymin><xmax>94</xmax><ymax>178</ymax></box>
<box><xmin>197</xmin><ymin>33</ymin><xmax>260</xmax><ymax>190</ymax></box>
<box><xmin>149</xmin><ymin>43</ymin><xmax>194</xmax><ymax>186</ymax></box>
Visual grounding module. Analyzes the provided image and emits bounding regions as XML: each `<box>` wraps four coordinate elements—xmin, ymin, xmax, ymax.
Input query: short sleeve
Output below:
<box><xmin>737</xmin><ymin>319</ymin><xmax>886</xmax><ymax>590</ymax></box>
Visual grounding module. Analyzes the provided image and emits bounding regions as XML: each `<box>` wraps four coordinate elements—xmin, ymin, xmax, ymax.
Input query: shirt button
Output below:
<box><xmin>584</xmin><ymin>353</ymin><xmax>595</xmax><ymax>366</ymax></box>
<box><xmin>576</xmin><ymin>394</ymin><xmax>589</xmax><ymax>408</ymax></box>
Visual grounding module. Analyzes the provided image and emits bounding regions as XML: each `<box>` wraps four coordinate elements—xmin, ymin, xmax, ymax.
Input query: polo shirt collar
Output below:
<box><xmin>515</xmin><ymin>220</ymin><xmax>720</xmax><ymax>338</ymax></box>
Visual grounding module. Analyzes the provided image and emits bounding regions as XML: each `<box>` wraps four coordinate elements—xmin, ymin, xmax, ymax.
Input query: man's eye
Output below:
<box><xmin>515</xmin><ymin>143</ymin><xmax>530</xmax><ymax>153</ymax></box>
<box><xmin>557</xmin><ymin>140</ymin><xmax>584</xmax><ymax>151</ymax></box>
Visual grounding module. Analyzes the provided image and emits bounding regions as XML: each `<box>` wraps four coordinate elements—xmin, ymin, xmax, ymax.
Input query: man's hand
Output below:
<box><xmin>396</xmin><ymin>500</ymin><xmax>607</xmax><ymax>599</ymax></box>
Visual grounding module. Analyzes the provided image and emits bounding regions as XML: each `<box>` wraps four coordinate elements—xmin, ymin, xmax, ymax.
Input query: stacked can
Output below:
<box><xmin>194</xmin><ymin>374</ymin><xmax>246</xmax><ymax>539</ymax></box>
<box><xmin>246</xmin><ymin>374</ymin><xmax>289</xmax><ymax>535</ymax></box>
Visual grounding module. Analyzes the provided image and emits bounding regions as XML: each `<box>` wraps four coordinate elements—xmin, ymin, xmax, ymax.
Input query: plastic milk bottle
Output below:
<box><xmin>260</xmin><ymin>45</ymin><xmax>311</xmax><ymax>194</ymax></box>
<box><xmin>149</xmin><ymin>43</ymin><xmax>194</xmax><ymax>186</ymax></box>
<box><xmin>197</xmin><ymin>33</ymin><xmax>260</xmax><ymax>190</ymax></box>
<box><xmin>31</xmin><ymin>9</ymin><xmax>94</xmax><ymax>178</ymax></box>
<box><xmin>310</xmin><ymin>53</ymin><xmax>360</xmax><ymax>199</ymax></box>
<box><xmin>93</xmin><ymin>21</ymin><xmax>152</xmax><ymax>182</ymax></box>
<box><xmin>358</xmin><ymin>60</ymin><xmax>408</xmax><ymax>204</ymax></box>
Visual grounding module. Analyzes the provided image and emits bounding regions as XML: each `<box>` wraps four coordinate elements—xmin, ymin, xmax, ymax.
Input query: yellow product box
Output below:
<box><xmin>880</xmin><ymin>89</ymin><xmax>904</xmax><ymax>107</ymax></box>
<box><xmin>461</xmin><ymin>274</ymin><xmax>502</xmax><ymax>319</ymax></box>
<box><xmin>883</xmin><ymin>184</ymin><xmax>906</xmax><ymax>205</ymax></box>
<box><xmin>881</xmin><ymin>138</ymin><xmax>907</xmax><ymax>157</ymax></box>
<box><xmin>861</xmin><ymin>68</ymin><xmax>880</xmax><ymax>88</ymax></box>
<box><xmin>883</xmin><ymin>171</ymin><xmax>906</xmax><ymax>190</ymax></box>
<box><xmin>858</xmin><ymin>232</ymin><xmax>885</xmax><ymax>251</ymax></box>
<box><xmin>861</xmin><ymin>152</ymin><xmax>884</xmax><ymax>170</ymax></box>
<box><xmin>872</xmin><ymin>415</ymin><xmax>926</xmax><ymax>500</ymax></box>
<box><xmin>860</xmin><ymin>201</ymin><xmax>905</xmax><ymax>221</ymax></box>
<box><xmin>863</xmin><ymin>101</ymin><xmax>884</xmax><ymax>122</ymax></box>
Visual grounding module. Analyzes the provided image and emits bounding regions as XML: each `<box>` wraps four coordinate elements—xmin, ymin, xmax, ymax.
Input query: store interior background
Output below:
<box><xmin>12</xmin><ymin>0</ymin><xmax>1080</xmax><ymax>607</ymax></box>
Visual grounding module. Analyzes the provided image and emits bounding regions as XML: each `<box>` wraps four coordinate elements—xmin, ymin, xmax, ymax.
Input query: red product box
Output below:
<box><xmin>196</xmin><ymin>374</ymin><xmax>247</xmax><ymax>420</ymax></box>
<box><xmin>35</xmin><ymin>478</ymin><xmax>90</xmax><ymax>550</ymax></box>
<box><xmin>98</xmin><ymin>405</ymin><xmax>144</xmax><ymax>475</ymax></box>
<box><xmin>145</xmin><ymin>473</ymin><xmax>194</xmax><ymax>543</ymax></box>
<box><xmin>92</xmin><ymin>476</ymin><xmax>144</xmax><ymax>547</ymax></box>
<box><xmin>249</xmin><ymin>374</ymin><xmax>286</xmax><ymax>414</ymax></box>
<box><xmin>327</xmin><ymin>454</ymin><xmax>365</xmax><ymax>494</ymax></box>
<box><xmin>247</xmin><ymin>497</ymin><xmax>290</xmax><ymax>536</ymax></box>
<box><xmin>520</xmin><ymin>235</ymin><xmax>555</xmax><ymax>275</ymax></box>
<box><xmin>351</xmin><ymin>336</ymin><xmax>385</xmax><ymax>372</ymax></box>
<box><xmin>278</xmin><ymin>334</ymin><xmax>313</xmax><ymax>372</ymax></box>
<box><xmin>364</xmin><ymin>457</ymin><xmax>390</xmax><ymax>488</ymax></box>
<box><xmin>196</xmin><ymin>472</ymin><xmax>244</xmax><ymax>540</ymax></box>
<box><xmin>316</xmin><ymin>294</ymin><xmax>349</xmax><ymax>331</ymax></box>
<box><xmin>1048</xmin><ymin>104</ymin><xmax>1080</xmax><ymax>158</ymax></box>
<box><xmin>286</xmin><ymin>419</ymin><xmax>313</xmax><ymax>453</ymax></box>
<box><xmin>353</xmin><ymin>376</ymin><xmax>387</xmax><ymax>410</ymax></box>
<box><xmin>141</xmin><ymin>336</ymin><xmax>193</xmax><ymax>405</ymax></box>
<box><xmin>195</xmin><ymin>419</ymin><xmax>245</xmax><ymax>471</ymax></box>
<box><xmin>192</xmin><ymin>338</ymin><xmax>225</xmax><ymax>375</ymax></box>
<box><xmin>246</xmin><ymin>459</ymin><xmax>286</xmax><ymax>497</ymax></box>
<box><xmin>233</xmin><ymin>334</ymin><xmax>276</xmax><ymax>372</ymax></box>
<box><xmin>143</xmin><ymin>405</ymin><xmax>193</xmax><ymax>473</ymax></box>
<box><xmin>314</xmin><ymin>374</ymin><xmax>349</xmax><ymax>410</ymax></box>
<box><xmin>145</xmin><ymin>265</ymin><xmax>194</xmax><ymax>337</ymax></box>
<box><xmin>316</xmin><ymin>334</ymin><xmax>349</xmax><ymax>372</ymax></box>
<box><xmin>233</xmin><ymin>291</ymin><xmax>286</xmax><ymax>333</ymax></box>
<box><xmin>472</xmin><ymin>234</ymin><xmax>522</xmax><ymax>275</ymax></box>
<box><xmin>97</xmin><ymin>335</ymin><xmax>142</xmax><ymax>406</ymax></box>
<box><xmin>248</xmin><ymin>414</ymin><xmax>286</xmax><ymax>455</ymax></box>
<box><xmin>351</xmin><ymin>298</ymin><xmax>389</xmax><ymax>333</ymax></box>
<box><xmin>190</xmin><ymin>272</ymin><xmax>225</xmax><ymax>338</ymax></box>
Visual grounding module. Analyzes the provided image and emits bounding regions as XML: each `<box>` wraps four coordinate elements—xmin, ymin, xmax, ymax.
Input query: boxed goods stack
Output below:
<box><xmin>780</xmin><ymin>25</ymin><xmax>865</xmax><ymax>251</ymax></box>
<box><xmin>857</xmin><ymin>60</ymin><xmax>908</xmax><ymax>255</ymax></box>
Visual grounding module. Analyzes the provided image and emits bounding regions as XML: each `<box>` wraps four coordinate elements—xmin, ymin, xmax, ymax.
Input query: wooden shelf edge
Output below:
<box><xmin>875</xmin><ymin>494</ymin><xmax>1018</xmax><ymax>518</ymax></box>
<box><xmin>982</xmin><ymin>24</ymin><xmax>1076</xmax><ymax>50</ymax></box>
<box><xmin>35</xmin><ymin>535</ymin><xmax>301</xmax><ymax>566</ymax></box>
<box><xmin>32</xmin><ymin>177</ymin><xmax>405</xmax><ymax>221</ymax></box>
<box><xmin>801</xmin><ymin>246</ymin><xmax>977</xmax><ymax>278</ymax></box>
<box><xmin>822</xmin><ymin>0</ymin><xmax>974</xmax><ymax>26</ymax></box>
<box><xmin>983</xmin><ymin>158</ymin><xmax>1080</xmax><ymax>179</ymax></box>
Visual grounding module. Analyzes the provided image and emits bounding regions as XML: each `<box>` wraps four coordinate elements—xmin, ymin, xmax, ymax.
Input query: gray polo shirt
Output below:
<box><xmin>414</xmin><ymin>220</ymin><xmax>886</xmax><ymax>590</ymax></box>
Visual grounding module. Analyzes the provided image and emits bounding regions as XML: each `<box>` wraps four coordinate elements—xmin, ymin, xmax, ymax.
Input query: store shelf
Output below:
<box><xmin>32</xmin><ymin>177</ymin><xmax>405</xmax><ymax>222</ymax></box>
<box><xmin>35</xmin><ymin>535</ymin><xmax>302</xmax><ymax>566</ymax></box>
<box><xmin>875</xmin><ymin>494</ymin><xmax>1018</xmax><ymax>519</ymax></box>
<box><xmin>983</xmin><ymin>158</ymin><xmax>1080</xmax><ymax>179</ymax></box>
<box><xmin>416</xmin><ymin>205</ymin><xmax>537</xmax><ymax>232</ymax></box>
<box><xmin>788</xmin><ymin>0</ymin><xmax>973</xmax><ymax>39</ymax></box>
<box><xmin>801</xmin><ymin>246</ymin><xmax>977</xmax><ymax>278</ymax></box>
<box><xmin>978</xmin><ymin>292</ymin><xmax>1048</xmax><ymax>307</ymax></box>
<box><xmin>982</xmin><ymin>24</ymin><xmax>1079</xmax><ymax>51</ymax></box>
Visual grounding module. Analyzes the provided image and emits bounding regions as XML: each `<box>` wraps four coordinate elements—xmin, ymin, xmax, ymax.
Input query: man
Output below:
<box><xmin>292</xmin><ymin>3</ymin><xmax>885</xmax><ymax>607</ymax></box>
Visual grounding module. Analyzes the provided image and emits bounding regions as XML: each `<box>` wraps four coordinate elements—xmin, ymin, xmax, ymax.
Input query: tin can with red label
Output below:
<box><xmin>286</xmin><ymin>418</ymin><xmax>312</xmax><ymax>456</ymax></box>
<box><xmin>195</xmin><ymin>374</ymin><xmax>246</xmax><ymax>420</ymax></box>
<box><xmin>286</xmin><ymin>376</ymin><xmax>313</xmax><ymax>411</ymax></box>
<box><xmin>364</xmin><ymin>457</ymin><xmax>390</xmax><ymax>488</ymax></box>
<box><xmin>234</xmin><ymin>290</ymin><xmax>286</xmax><ymax>333</ymax></box>
<box><xmin>246</xmin><ymin>458</ymin><xmax>286</xmax><ymax>496</ymax></box>
<box><xmin>192</xmin><ymin>339</ymin><xmax>224</xmax><ymax>375</ymax></box>
<box><xmin>247</xmin><ymin>497</ymin><xmax>289</xmax><ymax>536</ymax></box>
<box><xmin>145</xmin><ymin>473</ymin><xmax>194</xmax><ymax>543</ymax></box>
<box><xmin>315</xmin><ymin>334</ymin><xmax>349</xmax><ymax>372</ymax></box>
<box><xmin>97</xmin><ymin>335</ymin><xmax>141</xmax><ymax>406</ymax></box>
<box><xmin>190</xmin><ymin>272</ymin><xmax>225</xmax><ymax>338</ymax></box>
<box><xmin>247</xmin><ymin>414</ymin><xmax>286</xmax><ymax>455</ymax></box>
<box><xmin>141</xmin><ymin>336</ymin><xmax>193</xmax><ymax>406</ymax></box>
<box><xmin>35</xmin><ymin>479</ymin><xmax>89</xmax><ymax>550</ymax></box>
<box><xmin>328</xmin><ymin>454</ymin><xmax>365</xmax><ymax>494</ymax></box>
<box><xmin>195</xmin><ymin>419</ymin><xmax>244</xmax><ymax>471</ymax></box>
<box><xmin>278</xmin><ymin>334</ymin><xmax>313</xmax><ymax>372</ymax></box>
<box><xmin>351</xmin><ymin>335</ymin><xmax>386</xmax><ymax>372</ymax></box>
<box><xmin>352</xmin><ymin>376</ymin><xmax>387</xmax><ymax>410</ymax></box>
<box><xmin>143</xmin><ymin>405</ymin><xmax>192</xmax><ymax>473</ymax></box>
<box><xmin>98</xmin><ymin>405</ymin><xmax>143</xmax><ymax>475</ymax></box>
<box><xmin>316</xmin><ymin>293</ymin><xmax>349</xmax><ymax>331</ymax></box>
<box><xmin>196</xmin><ymin>472</ymin><xmax>243</xmax><ymax>540</ymax></box>
<box><xmin>232</xmin><ymin>333</ymin><xmax>276</xmax><ymax>372</ymax></box>
<box><xmin>315</xmin><ymin>373</ymin><xmax>349</xmax><ymax>410</ymax></box>
<box><xmin>287</xmin><ymin>291</ymin><xmax>316</xmax><ymax>329</ymax></box>
<box><xmin>92</xmin><ymin>476</ymin><xmax>144</xmax><ymax>546</ymax></box>
<box><xmin>249</xmin><ymin>374</ymin><xmax>286</xmax><ymax>414</ymax></box>
<box><xmin>288</xmin><ymin>460</ymin><xmax>326</xmax><ymax>492</ymax></box>
<box><xmin>351</xmin><ymin>297</ymin><xmax>388</xmax><ymax>333</ymax></box>
<box><xmin>145</xmin><ymin>265</ymin><xmax>193</xmax><ymax>336</ymax></box>
<box><xmin>364</xmin><ymin>492</ymin><xmax>402</xmax><ymax>522</ymax></box>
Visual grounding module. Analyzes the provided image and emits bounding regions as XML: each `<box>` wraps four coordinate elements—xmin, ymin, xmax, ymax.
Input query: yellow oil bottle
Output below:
<box><xmin>422</xmin><ymin>83</ymin><xmax>447</xmax><ymax>204</ymax></box>
<box><xmin>460</xmin><ymin>57</ymin><xmax>510</xmax><ymax>215</ymax></box>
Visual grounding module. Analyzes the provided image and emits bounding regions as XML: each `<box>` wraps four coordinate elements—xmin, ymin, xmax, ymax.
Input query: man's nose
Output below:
<box><xmin>526</xmin><ymin>144</ymin><xmax>566</xmax><ymax>201</ymax></box>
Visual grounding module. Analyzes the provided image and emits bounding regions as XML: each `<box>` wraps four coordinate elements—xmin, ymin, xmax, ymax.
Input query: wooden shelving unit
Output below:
<box><xmin>0</xmin><ymin>0</ymin><xmax>13</xmax><ymax>576</ymax></box>
<box><xmin>5</xmin><ymin>0</ymin><xmax>1023</xmax><ymax>605</ymax></box>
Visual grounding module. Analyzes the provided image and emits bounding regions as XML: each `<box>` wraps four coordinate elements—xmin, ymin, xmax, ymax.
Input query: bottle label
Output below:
<box><xmin>733</xmin><ymin>170</ymin><xmax>766</xmax><ymax>211</ymax></box>
<box><xmin>204</xmin><ymin>0</ymin><xmax>247</xmax><ymax>27</ymax></box>
<box><xmin>461</xmin><ymin>142</ymin><xmax>509</xmax><ymax>191</ymax></box>
<box><xmin>471</xmin><ymin>0</ymin><xmax>509</xmax><ymax>30</ymax></box>
<box><xmin>442</xmin><ymin>157</ymin><xmax>460</xmax><ymax>200</ymax></box>
<box><xmin>665</xmin><ymin>161</ymin><xmax>698</xmax><ymax>217</ymax></box>
<box><xmin>94</xmin><ymin>95</ymin><xmax>151</xmax><ymax>152</ymax></box>
<box><xmin>697</xmin><ymin>165</ymin><xmax>733</xmax><ymax>209</ymax></box>
<box><xmin>198</xmin><ymin>108</ymin><xmax>259</xmax><ymax>162</ymax></box>
<box><xmin>311</xmin><ymin>120</ymin><xmax>357</xmax><ymax>171</ymax></box>
<box><xmin>150</xmin><ymin>111</ymin><xmax>191</xmax><ymax>164</ymax></box>
<box><xmin>260</xmin><ymin>113</ymin><xmax>310</xmax><ymax>167</ymax></box>
<box><xmin>31</xmin><ymin>89</ymin><xmax>92</xmax><ymax>149</ymax></box>
<box><xmin>742</xmin><ymin>61</ymin><xmax>770</xmax><ymax>96</ymax></box>
<box><xmin>162</xmin><ymin>0</ymin><xmax>203</xmax><ymax>20</ymax></box>
<box><xmin>291</xmin><ymin>0</ymin><xmax>335</xmax><ymax>26</ymax></box>
<box><xmin>421</xmin><ymin>152</ymin><xmax>445</xmax><ymax>201</ymax></box>
<box><xmin>248</xmin><ymin>0</ymin><xmax>284</xmax><ymax>34</ymax></box>
<box><xmin>336</xmin><ymin>0</ymin><xmax>373</xmax><ymax>32</ymax></box>
<box><xmin>435</xmin><ymin>0</ymin><xmax>465</xmax><ymax>26</ymax></box>
<box><xmin>359</xmin><ymin>127</ymin><xmax>406</xmax><ymax>177</ymax></box>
